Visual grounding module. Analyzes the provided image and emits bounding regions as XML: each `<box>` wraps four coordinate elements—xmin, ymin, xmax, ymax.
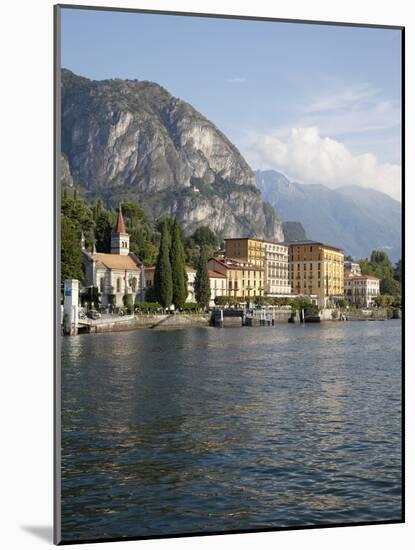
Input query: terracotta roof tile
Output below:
<box><xmin>94</xmin><ymin>253</ymin><xmax>140</xmax><ymax>271</ymax></box>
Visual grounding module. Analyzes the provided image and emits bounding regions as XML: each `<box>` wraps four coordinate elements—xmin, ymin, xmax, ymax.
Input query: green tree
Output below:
<box><xmin>381</xmin><ymin>276</ymin><xmax>401</xmax><ymax>296</ymax></box>
<box><xmin>394</xmin><ymin>259</ymin><xmax>402</xmax><ymax>283</ymax></box>
<box><xmin>155</xmin><ymin>217</ymin><xmax>175</xmax><ymax>235</ymax></box>
<box><xmin>192</xmin><ymin>226</ymin><xmax>219</xmax><ymax>248</ymax></box>
<box><xmin>95</xmin><ymin>210</ymin><xmax>113</xmax><ymax>252</ymax></box>
<box><xmin>122</xmin><ymin>202</ymin><xmax>145</xmax><ymax>228</ymax></box>
<box><xmin>61</xmin><ymin>195</ymin><xmax>95</xmax><ymax>247</ymax></box>
<box><xmin>360</xmin><ymin>250</ymin><xmax>401</xmax><ymax>298</ymax></box>
<box><xmin>170</xmin><ymin>219</ymin><xmax>188</xmax><ymax>309</ymax></box>
<box><xmin>129</xmin><ymin>226</ymin><xmax>158</xmax><ymax>266</ymax></box>
<box><xmin>145</xmin><ymin>286</ymin><xmax>157</xmax><ymax>302</ymax></box>
<box><xmin>94</xmin><ymin>197</ymin><xmax>103</xmax><ymax>220</ymax></box>
<box><xmin>359</xmin><ymin>258</ymin><xmax>373</xmax><ymax>276</ymax></box>
<box><xmin>369</xmin><ymin>250</ymin><xmax>394</xmax><ymax>279</ymax></box>
<box><xmin>337</xmin><ymin>298</ymin><xmax>347</xmax><ymax>309</ymax></box>
<box><xmin>122</xmin><ymin>293</ymin><xmax>133</xmax><ymax>312</ymax></box>
<box><xmin>185</xmin><ymin>226</ymin><xmax>220</xmax><ymax>267</ymax></box>
<box><xmin>194</xmin><ymin>245</ymin><xmax>211</xmax><ymax>309</ymax></box>
<box><xmin>154</xmin><ymin>219</ymin><xmax>173</xmax><ymax>309</ymax></box>
<box><xmin>61</xmin><ymin>215</ymin><xmax>83</xmax><ymax>282</ymax></box>
<box><xmin>214</xmin><ymin>296</ymin><xmax>229</xmax><ymax>307</ymax></box>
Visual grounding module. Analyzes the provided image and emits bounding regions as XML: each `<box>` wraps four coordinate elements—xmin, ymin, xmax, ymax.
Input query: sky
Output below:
<box><xmin>61</xmin><ymin>8</ymin><xmax>402</xmax><ymax>201</ymax></box>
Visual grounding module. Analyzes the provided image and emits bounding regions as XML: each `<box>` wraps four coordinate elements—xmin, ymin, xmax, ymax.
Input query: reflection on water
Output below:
<box><xmin>61</xmin><ymin>321</ymin><xmax>402</xmax><ymax>541</ymax></box>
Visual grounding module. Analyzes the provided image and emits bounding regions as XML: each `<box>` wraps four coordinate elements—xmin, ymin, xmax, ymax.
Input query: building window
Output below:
<box><xmin>100</xmin><ymin>277</ymin><xmax>104</xmax><ymax>292</ymax></box>
<box><xmin>116</xmin><ymin>278</ymin><xmax>121</xmax><ymax>293</ymax></box>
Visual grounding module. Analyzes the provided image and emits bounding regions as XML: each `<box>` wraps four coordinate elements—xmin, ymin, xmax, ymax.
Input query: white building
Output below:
<box><xmin>344</xmin><ymin>273</ymin><xmax>380</xmax><ymax>307</ymax></box>
<box><xmin>263</xmin><ymin>240</ymin><xmax>291</xmax><ymax>296</ymax></box>
<box><xmin>344</xmin><ymin>261</ymin><xmax>362</xmax><ymax>276</ymax></box>
<box><xmin>185</xmin><ymin>268</ymin><xmax>196</xmax><ymax>302</ymax></box>
<box><xmin>82</xmin><ymin>207</ymin><xmax>144</xmax><ymax>307</ymax></box>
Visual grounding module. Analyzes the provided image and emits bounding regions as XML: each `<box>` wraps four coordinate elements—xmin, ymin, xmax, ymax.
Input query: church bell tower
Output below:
<box><xmin>111</xmin><ymin>205</ymin><xmax>130</xmax><ymax>256</ymax></box>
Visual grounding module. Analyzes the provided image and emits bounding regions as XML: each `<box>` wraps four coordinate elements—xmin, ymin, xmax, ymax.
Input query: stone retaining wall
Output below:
<box><xmin>91</xmin><ymin>314</ymin><xmax>210</xmax><ymax>333</ymax></box>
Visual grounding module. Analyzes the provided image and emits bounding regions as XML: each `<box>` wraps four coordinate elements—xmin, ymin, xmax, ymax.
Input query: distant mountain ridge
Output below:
<box><xmin>61</xmin><ymin>69</ymin><xmax>284</xmax><ymax>241</ymax></box>
<box><xmin>256</xmin><ymin>170</ymin><xmax>401</xmax><ymax>261</ymax></box>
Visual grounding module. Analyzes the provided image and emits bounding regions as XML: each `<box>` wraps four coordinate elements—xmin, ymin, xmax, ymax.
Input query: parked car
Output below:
<box><xmin>86</xmin><ymin>310</ymin><xmax>101</xmax><ymax>320</ymax></box>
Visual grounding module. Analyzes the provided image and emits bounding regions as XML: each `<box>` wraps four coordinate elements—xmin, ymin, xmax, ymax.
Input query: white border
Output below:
<box><xmin>1</xmin><ymin>1</ymin><xmax>412</xmax><ymax>549</ymax></box>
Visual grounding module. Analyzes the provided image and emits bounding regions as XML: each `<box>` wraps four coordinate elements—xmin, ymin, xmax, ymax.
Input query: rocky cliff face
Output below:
<box><xmin>61</xmin><ymin>69</ymin><xmax>284</xmax><ymax>241</ymax></box>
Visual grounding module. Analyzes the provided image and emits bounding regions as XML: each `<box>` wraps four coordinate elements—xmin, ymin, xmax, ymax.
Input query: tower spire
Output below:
<box><xmin>114</xmin><ymin>204</ymin><xmax>126</xmax><ymax>234</ymax></box>
<box><xmin>111</xmin><ymin>203</ymin><xmax>130</xmax><ymax>255</ymax></box>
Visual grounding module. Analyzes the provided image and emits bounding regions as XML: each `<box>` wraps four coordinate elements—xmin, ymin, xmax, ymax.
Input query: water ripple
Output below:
<box><xmin>60</xmin><ymin>320</ymin><xmax>402</xmax><ymax>541</ymax></box>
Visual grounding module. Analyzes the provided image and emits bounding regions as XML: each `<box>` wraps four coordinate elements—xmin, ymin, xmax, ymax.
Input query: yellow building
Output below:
<box><xmin>224</xmin><ymin>237</ymin><xmax>291</xmax><ymax>295</ymax></box>
<box><xmin>224</xmin><ymin>238</ymin><xmax>265</xmax><ymax>269</ymax></box>
<box><xmin>288</xmin><ymin>241</ymin><xmax>344</xmax><ymax>307</ymax></box>
<box><xmin>207</xmin><ymin>257</ymin><xmax>264</xmax><ymax>301</ymax></box>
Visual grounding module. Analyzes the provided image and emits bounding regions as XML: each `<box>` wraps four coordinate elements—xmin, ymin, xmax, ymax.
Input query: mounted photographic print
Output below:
<box><xmin>54</xmin><ymin>4</ymin><xmax>404</xmax><ymax>545</ymax></box>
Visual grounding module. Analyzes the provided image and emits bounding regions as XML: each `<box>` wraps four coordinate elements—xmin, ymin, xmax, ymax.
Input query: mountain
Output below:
<box><xmin>256</xmin><ymin>170</ymin><xmax>401</xmax><ymax>261</ymax></box>
<box><xmin>61</xmin><ymin>69</ymin><xmax>284</xmax><ymax>241</ymax></box>
<box><xmin>282</xmin><ymin>221</ymin><xmax>307</xmax><ymax>242</ymax></box>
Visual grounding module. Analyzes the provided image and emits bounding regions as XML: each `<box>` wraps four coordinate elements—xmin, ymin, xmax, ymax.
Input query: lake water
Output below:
<box><xmin>60</xmin><ymin>320</ymin><xmax>402</xmax><ymax>542</ymax></box>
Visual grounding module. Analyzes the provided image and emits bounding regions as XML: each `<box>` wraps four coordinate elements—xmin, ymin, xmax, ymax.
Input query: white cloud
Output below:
<box><xmin>226</xmin><ymin>77</ymin><xmax>247</xmax><ymax>83</ymax></box>
<box><xmin>283</xmin><ymin>81</ymin><xmax>402</xmax><ymax>163</ymax></box>
<box><xmin>248</xmin><ymin>127</ymin><xmax>401</xmax><ymax>201</ymax></box>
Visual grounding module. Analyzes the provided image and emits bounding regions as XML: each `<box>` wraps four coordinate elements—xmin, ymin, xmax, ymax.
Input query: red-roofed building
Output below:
<box><xmin>82</xmin><ymin>206</ymin><xmax>144</xmax><ymax>307</ymax></box>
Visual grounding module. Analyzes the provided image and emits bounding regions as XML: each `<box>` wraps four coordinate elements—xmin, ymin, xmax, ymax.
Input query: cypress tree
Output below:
<box><xmin>154</xmin><ymin>219</ymin><xmax>173</xmax><ymax>309</ymax></box>
<box><xmin>195</xmin><ymin>245</ymin><xmax>211</xmax><ymax>309</ymax></box>
<box><xmin>61</xmin><ymin>215</ymin><xmax>83</xmax><ymax>282</ymax></box>
<box><xmin>170</xmin><ymin>219</ymin><xmax>188</xmax><ymax>309</ymax></box>
<box><xmin>94</xmin><ymin>197</ymin><xmax>103</xmax><ymax>220</ymax></box>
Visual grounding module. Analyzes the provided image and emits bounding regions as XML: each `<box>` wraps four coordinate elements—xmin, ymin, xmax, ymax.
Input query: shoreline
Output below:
<box><xmin>67</xmin><ymin>309</ymin><xmax>398</xmax><ymax>336</ymax></box>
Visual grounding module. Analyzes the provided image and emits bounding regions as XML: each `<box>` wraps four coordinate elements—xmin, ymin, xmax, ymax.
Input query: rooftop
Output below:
<box><xmin>224</xmin><ymin>237</ymin><xmax>288</xmax><ymax>246</ymax></box>
<box><xmin>285</xmin><ymin>240</ymin><xmax>343</xmax><ymax>252</ymax></box>
<box><xmin>209</xmin><ymin>257</ymin><xmax>264</xmax><ymax>271</ymax></box>
<box><xmin>145</xmin><ymin>266</ymin><xmax>196</xmax><ymax>273</ymax></box>
<box><xmin>345</xmin><ymin>273</ymin><xmax>380</xmax><ymax>281</ymax></box>
<box><xmin>93</xmin><ymin>252</ymin><xmax>141</xmax><ymax>271</ymax></box>
<box><xmin>208</xmin><ymin>270</ymin><xmax>226</xmax><ymax>278</ymax></box>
